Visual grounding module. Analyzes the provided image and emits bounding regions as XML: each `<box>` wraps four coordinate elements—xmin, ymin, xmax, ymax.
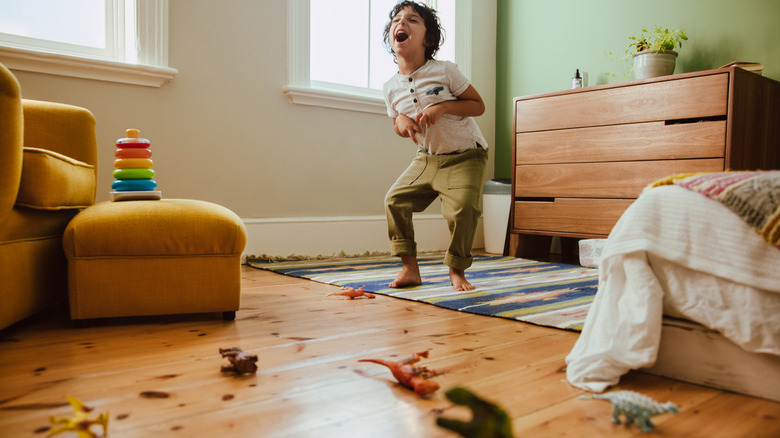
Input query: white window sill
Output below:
<box><xmin>0</xmin><ymin>45</ymin><xmax>177</xmax><ymax>88</ymax></box>
<box><xmin>282</xmin><ymin>85</ymin><xmax>387</xmax><ymax>115</ymax></box>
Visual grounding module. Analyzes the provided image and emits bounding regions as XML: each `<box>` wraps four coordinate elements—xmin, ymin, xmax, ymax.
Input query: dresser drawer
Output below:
<box><xmin>516</xmin><ymin>120</ymin><xmax>726</xmax><ymax>165</ymax></box>
<box><xmin>515</xmin><ymin>158</ymin><xmax>724</xmax><ymax>198</ymax></box>
<box><xmin>508</xmin><ymin>68</ymin><xmax>780</xmax><ymax>246</ymax></box>
<box><xmin>515</xmin><ymin>73</ymin><xmax>728</xmax><ymax>132</ymax></box>
<box><xmin>513</xmin><ymin>198</ymin><xmax>635</xmax><ymax>236</ymax></box>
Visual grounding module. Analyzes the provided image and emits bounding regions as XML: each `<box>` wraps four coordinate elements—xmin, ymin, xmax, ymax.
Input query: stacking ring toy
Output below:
<box><xmin>115</xmin><ymin>128</ymin><xmax>151</xmax><ymax>148</ymax></box>
<box><xmin>110</xmin><ymin>129</ymin><xmax>161</xmax><ymax>201</ymax></box>
<box><xmin>111</xmin><ymin>179</ymin><xmax>158</xmax><ymax>191</ymax></box>
<box><xmin>115</xmin><ymin>148</ymin><xmax>152</xmax><ymax>159</ymax></box>
<box><xmin>113</xmin><ymin>168</ymin><xmax>155</xmax><ymax>180</ymax></box>
<box><xmin>114</xmin><ymin>158</ymin><xmax>153</xmax><ymax>169</ymax></box>
<box><xmin>114</xmin><ymin>141</ymin><xmax>150</xmax><ymax>148</ymax></box>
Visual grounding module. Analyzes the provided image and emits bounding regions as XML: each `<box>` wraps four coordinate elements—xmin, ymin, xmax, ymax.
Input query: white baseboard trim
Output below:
<box><xmin>242</xmin><ymin>214</ymin><xmax>484</xmax><ymax>260</ymax></box>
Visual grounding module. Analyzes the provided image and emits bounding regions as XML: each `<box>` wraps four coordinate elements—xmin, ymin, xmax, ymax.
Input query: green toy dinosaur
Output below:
<box><xmin>580</xmin><ymin>390</ymin><xmax>679</xmax><ymax>433</ymax></box>
<box><xmin>436</xmin><ymin>387</ymin><xmax>514</xmax><ymax>438</ymax></box>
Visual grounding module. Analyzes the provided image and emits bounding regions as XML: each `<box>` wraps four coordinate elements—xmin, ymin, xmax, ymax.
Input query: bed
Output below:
<box><xmin>565</xmin><ymin>171</ymin><xmax>780</xmax><ymax>402</ymax></box>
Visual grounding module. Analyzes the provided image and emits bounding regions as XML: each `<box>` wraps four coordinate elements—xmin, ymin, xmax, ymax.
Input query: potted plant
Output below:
<box><xmin>628</xmin><ymin>26</ymin><xmax>687</xmax><ymax>79</ymax></box>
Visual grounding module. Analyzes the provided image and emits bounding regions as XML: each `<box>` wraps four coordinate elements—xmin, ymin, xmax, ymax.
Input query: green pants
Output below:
<box><xmin>385</xmin><ymin>148</ymin><xmax>487</xmax><ymax>270</ymax></box>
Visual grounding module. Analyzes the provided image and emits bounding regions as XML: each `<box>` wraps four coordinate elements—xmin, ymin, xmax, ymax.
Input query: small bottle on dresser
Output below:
<box><xmin>572</xmin><ymin>69</ymin><xmax>583</xmax><ymax>89</ymax></box>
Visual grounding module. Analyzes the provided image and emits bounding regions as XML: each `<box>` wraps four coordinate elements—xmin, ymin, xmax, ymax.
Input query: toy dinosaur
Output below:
<box><xmin>580</xmin><ymin>390</ymin><xmax>679</xmax><ymax>433</ymax></box>
<box><xmin>48</xmin><ymin>395</ymin><xmax>109</xmax><ymax>438</ymax></box>
<box><xmin>436</xmin><ymin>387</ymin><xmax>514</xmax><ymax>438</ymax></box>
<box><xmin>219</xmin><ymin>347</ymin><xmax>258</xmax><ymax>375</ymax></box>
<box><xmin>327</xmin><ymin>285</ymin><xmax>376</xmax><ymax>299</ymax></box>
<box><xmin>358</xmin><ymin>350</ymin><xmax>440</xmax><ymax>396</ymax></box>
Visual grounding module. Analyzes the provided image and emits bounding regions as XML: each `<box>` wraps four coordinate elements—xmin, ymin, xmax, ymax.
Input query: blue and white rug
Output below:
<box><xmin>247</xmin><ymin>253</ymin><xmax>598</xmax><ymax>331</ymax></box>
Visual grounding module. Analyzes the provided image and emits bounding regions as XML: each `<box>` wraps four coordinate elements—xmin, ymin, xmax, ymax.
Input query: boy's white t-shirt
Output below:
<box><xmin>383</xmin><ymin>60</ymin><xmax>488</xmax><ymax>155</ymax></box>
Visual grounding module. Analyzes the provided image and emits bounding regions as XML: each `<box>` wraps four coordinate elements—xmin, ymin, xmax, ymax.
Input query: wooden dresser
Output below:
<box><xmin>508</xmin><ymin>67</ymin><xmax>780</xmax><ymax>258</ymax></box>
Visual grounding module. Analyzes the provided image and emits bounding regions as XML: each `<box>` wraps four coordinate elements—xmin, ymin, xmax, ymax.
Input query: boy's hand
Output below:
<box><xmin>416</xmin><ymin>85</ymin><xmax>486</xmax><ymax>129</ymax></box>
<box><xmin>394</xmin><ymin>115</ymin><xmax>422</xmax><ymax>145</ymax></box>
<box><xmin>416</xmin><ymin>104</ymin><xmax>446</xmax><ymax>128</ymax></box>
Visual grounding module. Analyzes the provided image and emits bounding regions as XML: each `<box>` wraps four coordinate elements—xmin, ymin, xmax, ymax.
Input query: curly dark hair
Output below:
<box><xmin>382</xmin><ymin>1</ymin><xmax>444</xmax><ymax>63</ymax></box>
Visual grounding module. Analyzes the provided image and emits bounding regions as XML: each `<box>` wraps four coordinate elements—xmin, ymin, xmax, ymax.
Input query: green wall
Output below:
<box><xmin>494</xmin><ymin>0</ymin><xmax>780</xmax><ymax>179</ymax></box>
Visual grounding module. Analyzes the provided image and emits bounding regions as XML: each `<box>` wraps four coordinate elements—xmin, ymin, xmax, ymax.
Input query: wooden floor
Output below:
<box><xmin>1</xmin><ymin>266</ymin><xmax>780</xmax><ymax>437</ymax></box>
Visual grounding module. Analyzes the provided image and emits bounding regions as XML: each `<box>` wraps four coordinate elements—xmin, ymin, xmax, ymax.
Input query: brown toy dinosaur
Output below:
<box><xmin>219</xmin><ymin>347</ymin><xmax>258</xmax><ymax>375</ymax></box>
<box><xmin>358</xmin><ymin>351</ymin><xmax>440</xmax><ymax>396</ymax></box>
<box><xmin>327</xmin><ymin>286</ymin><xmax>376</xmax><ymax>299</ymax></box>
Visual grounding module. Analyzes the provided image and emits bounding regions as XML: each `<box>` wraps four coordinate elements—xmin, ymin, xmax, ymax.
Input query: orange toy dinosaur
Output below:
<box><xmin>358</xmin><ymin>351</ymin><xmax>440</xmax><ymax>396</ymax></box>
<box><xmin>327</xmin><ymin>286</ymin><xmax>376</xmax><ymax>299</ymax></box>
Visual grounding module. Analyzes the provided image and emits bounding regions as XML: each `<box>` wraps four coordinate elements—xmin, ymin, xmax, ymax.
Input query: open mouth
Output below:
<box><xmin>395</xmin><ymin>31</ymin><xmax>409</xmax><ymax>43</ymax></box>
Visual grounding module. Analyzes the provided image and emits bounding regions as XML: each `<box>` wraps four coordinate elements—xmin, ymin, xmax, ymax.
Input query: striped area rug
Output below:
<box><xmin>247</xmin><ymin>253</ymin><xmax>598</xmax><ymax>332</ymax></box>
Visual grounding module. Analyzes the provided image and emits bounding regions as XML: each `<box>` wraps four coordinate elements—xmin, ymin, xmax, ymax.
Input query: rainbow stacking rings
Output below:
<box><xmin>110</xmin><ymin>129</ymin><xmax>161</xmax><ymax>201</ymax></box>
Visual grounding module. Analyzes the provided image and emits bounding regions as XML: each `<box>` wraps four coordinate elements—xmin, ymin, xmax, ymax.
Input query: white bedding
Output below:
<box><xmin>566</xmin><ymin>185</ymin><xmax>780</xmax><ymax>393</ymax></box>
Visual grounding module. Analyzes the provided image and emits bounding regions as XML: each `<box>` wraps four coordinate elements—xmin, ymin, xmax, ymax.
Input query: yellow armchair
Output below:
<box><xmin>0</xmin><ymin>62</ymin><xmax>97</xmax><ymax>330</ymax></box>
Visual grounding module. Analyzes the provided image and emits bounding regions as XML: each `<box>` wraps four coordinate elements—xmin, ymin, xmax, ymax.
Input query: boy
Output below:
<box><xmin>382</xmin><ymin>1</ymin><xmax>488</xmax><ymax>291</ymax></box>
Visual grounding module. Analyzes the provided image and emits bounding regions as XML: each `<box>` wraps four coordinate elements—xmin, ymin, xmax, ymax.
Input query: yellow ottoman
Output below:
<box><xmin>63</xmin><ymin>199</ymin><xmax>246</xmax><ymax>324</ymax></box>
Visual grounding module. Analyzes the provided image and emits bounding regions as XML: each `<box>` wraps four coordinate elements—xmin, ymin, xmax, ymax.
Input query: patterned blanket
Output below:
<box><xmin>647</xmin><ymin>170</ymin><xmax>780</xmax><ymax>249</ymax></box>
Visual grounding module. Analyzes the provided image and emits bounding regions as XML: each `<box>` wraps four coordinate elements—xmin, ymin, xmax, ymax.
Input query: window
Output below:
<box><xmin>0</xmin><ymin>0</ymin><xmax>176</xmax><ymax>87</ymax></box>
<box><xmin>284</xmin><ymin>0</ymin><xmax>472</xmax><ymax>114</ymax></box>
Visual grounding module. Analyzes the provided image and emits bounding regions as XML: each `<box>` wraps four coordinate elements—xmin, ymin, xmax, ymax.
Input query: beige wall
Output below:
<box><xmin>10</xmin><ymin>0</ymin><xmax>497</xmax><ymax>226</ymax></box>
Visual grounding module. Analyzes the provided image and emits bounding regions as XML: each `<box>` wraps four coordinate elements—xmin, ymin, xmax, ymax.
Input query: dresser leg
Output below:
<box><xmin>507</xmin><ymin>234</ymin><xmax>552</xmax><ymax>261</ymax></box>
<box><xmin>555</xmin><ymin>237</ymin><xmax>581</xmax><ymax>265</ymax></box>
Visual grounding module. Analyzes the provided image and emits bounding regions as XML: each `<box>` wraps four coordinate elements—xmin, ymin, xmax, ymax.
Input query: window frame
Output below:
<box><xmin>283</xmin><ymin>0</ymin><xmax>473</xmax><ymax>114</ymax></box>
<box><xmin>0</xmin><ymin>0</ymin><xmax>177</xmax><ymax>87</ymax></box>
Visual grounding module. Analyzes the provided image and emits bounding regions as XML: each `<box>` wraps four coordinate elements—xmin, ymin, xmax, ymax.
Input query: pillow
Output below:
<box><xmin>15</xmin><ymin>147</ymin><xmax>95</xmax><ymax>210</ymax></box>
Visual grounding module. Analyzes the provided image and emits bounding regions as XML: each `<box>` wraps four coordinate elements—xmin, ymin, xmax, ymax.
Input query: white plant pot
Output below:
<box><xmin>633</xmin><ymin>50</ymin><xmax>678</xmax><ymax>79</ymax></box>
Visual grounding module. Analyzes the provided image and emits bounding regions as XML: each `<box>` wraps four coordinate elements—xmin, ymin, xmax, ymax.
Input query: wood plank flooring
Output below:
<box><xmin>1</xmin><ymin>265</ymin><xmax>779</xmax><ymax>437</ymax></box>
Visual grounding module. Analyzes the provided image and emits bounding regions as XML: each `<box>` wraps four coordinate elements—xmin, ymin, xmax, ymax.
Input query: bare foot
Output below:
<box><xmin>389</xmin><ymin>254</ymin><xmax>422</xmax><ymax>288</ymax></box>
<box><xmin>450</xmin><ymin>268</ymin><xmax>475</xmax><ymax>292</ymax></box>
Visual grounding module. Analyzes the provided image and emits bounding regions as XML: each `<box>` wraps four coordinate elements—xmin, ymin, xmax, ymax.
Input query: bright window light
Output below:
<box><xmin>0</xmin><ymin>0</ymin><xmax>175</xmax><ymax>87</ymax></box>
<box><xmin>0</xmin><ymin>0</ymin><xmax>120</xmax><ymax>60</ymax></box>
<box><xmin>0</xmin><ymin>0</ymin><xmax>107</xmax><ymax>48</ymax></box>
<box><xmin>285</xmin><ymin>0</ymin><xmax>469</xmax><ymax>113</ymax></box>
<box><xmin>309</xmin><ymin>0</ymin><xmax>456</xmax><ymax>93</ymax></box>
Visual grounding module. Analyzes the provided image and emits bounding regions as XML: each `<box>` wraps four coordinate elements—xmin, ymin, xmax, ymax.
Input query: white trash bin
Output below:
<box><xmin>482</xmin><ymin>178</ymin><xmax>512</xmax><ymax>254</ymax></box>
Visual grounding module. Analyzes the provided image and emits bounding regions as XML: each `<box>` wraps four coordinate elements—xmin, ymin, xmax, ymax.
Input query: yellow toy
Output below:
<box><xmin>48</xmin><ymin>396</ymin><xmax>109</xmax><ymax>438</ymax></box>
